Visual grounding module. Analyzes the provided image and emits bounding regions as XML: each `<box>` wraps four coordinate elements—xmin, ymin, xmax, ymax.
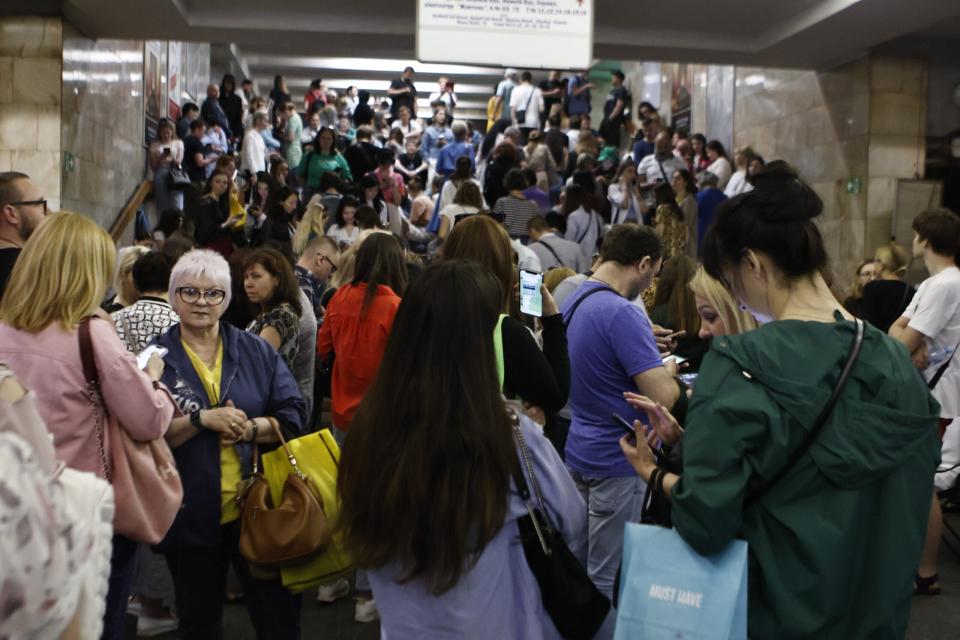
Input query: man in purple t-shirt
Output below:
<box><xmin>560</xmin><ymin>224</ymin><xmax>680</xmax><ymax>597</ymax></box>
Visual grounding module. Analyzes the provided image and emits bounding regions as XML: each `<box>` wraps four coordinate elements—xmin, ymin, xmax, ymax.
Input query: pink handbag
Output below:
<box><xmin>79</xmin><ymin>319</ymin><xmax>183</xmax><ymax>544</ymax></box>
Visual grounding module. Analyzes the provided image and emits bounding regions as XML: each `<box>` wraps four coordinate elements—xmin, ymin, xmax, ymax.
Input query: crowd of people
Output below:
<box><xmin>0</xmin><ymin>62</ymin><xmax>956</xmax><ymax>640</ymax></box>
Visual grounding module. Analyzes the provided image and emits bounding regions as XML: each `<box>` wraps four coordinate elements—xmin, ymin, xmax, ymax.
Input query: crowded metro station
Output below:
<box><xmin>2</xmin><ymin>1</ymin><xmax>960</xmax><ymax>638</ymax></box>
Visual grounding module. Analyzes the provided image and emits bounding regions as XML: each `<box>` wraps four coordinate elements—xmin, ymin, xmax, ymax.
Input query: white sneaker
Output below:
<box><xmin>126</xmin><ymin>598</ymin><xmax>142</xmax><ymax>617</ymax></box>
<box><xmin>354</xmin><ymin>597</ymin><xmax>380</xmax><ymax>623</ymax></box>
<box><xmin>136</xmin><ymin>615</ymin><xmax>179</xmax><ymax>637</ymax></box>
<box><xmin>316</xmin><ymin>577</ymin><xmax>351</xmax><ymax>603</ymax></box>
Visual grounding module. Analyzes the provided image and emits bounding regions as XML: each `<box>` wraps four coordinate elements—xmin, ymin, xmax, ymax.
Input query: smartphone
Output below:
<box><xmin>162</xmin><ymin>147</ymin><xmax>171</xmax><ymax>156</ymax></box>
<box><xmin>519</xmin><ymin>269</ymin><xmax>543</xmax><ymax>317</ymax></box>
<box><xmin>678</xmin><ymin>372</ymin><xmax>699</xmax><ymax>388</ymax></box>
<box><xmin>662</xmin><ymin>354</ymin><xmax>688</xmax><ymax>366</ymax></box>
<box><xmin>614</xmin><ymin>412</ymin><xmax>667</xmax><ymax>464</ymax></box>
<box><xmin>136</xmin><ymin>345</ymin><xmax>169</xmax><ymax>370</ymax></box>
<box><xmin>612</xmin><ymin>412</ymin><xmax>636</xmax><ymax>438</ymax></box>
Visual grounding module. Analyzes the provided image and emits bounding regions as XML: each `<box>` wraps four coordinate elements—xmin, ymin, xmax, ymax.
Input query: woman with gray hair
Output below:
<box><xmin>153</xmin><ymin>248</ymin><xmax>307</xmax><ymax>639</ymax></box>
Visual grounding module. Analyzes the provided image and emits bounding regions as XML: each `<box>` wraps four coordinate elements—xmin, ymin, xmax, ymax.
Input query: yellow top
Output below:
<box><xmin>229</xmin><ymin>192</ymin><xmax>247</xmax><ymax>228</ymax></box>
<box><xmin>181</xmin><ymin>337</ymin><xmax>242</xmax><ymax>524</ymax></box>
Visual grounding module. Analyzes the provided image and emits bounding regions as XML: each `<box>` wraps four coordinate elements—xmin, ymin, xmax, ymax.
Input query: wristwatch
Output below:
<box><xmin>190</xmin><ymin>409</ymin><xmax>205</xmax><ymax>430</ymax></box>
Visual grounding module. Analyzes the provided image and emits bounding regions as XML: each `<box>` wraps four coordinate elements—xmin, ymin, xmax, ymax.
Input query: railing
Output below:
<box><xmin>109</xmin><ymin>179</ymin><xmax>153</xmax><ymax>243</ymax></box>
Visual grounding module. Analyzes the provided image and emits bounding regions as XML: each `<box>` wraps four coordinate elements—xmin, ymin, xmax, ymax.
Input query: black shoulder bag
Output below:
<box><xmin>511</xmin><ymin>414</ymin><xmax>610</xmax><ymax>638</ymax></box>
<box><xmin>745</xmin><ymin>318</ymin><xmax>865</xmax><ymax>507</ymax></box>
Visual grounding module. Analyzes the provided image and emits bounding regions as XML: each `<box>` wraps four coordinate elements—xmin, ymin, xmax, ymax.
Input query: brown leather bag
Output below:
<box><xmin>238</xmin><ymin>419</ymin><xmax>330</xmax><ymax>568</ymax></box>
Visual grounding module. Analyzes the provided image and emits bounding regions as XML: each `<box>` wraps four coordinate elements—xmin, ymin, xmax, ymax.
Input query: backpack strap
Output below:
<box><xmin>564</xmin><ymin>285</ymin><xmax>618</xmax><ymax>328</ymax></box>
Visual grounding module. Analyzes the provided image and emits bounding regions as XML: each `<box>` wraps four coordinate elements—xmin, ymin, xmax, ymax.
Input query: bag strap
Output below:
<box><xmin>575</xmin><ymin>211</ymin><xmax>596</xmax><ymax>244</ymax></box>
<box><xmin>522</xmin><ymin>86</ymin><xmax>535</xmax><ymax>113</ymax></box>
<box><xmin>79</xmin><ymin>318</ymin><xmax>98</xmax><ymax>387</ymax></box>
<box><xmin>928</xmin><ymin>341</ymin><xmax>960</xmax><ymax>390</ymax></box>
<box><xmin>509</xmin><ymin>411</ymin><xmax>553</xmax><ymax>556</ymax></box>
<box><xmin>538</xmin><ymin>239</ymin><xmax>563</xmax><ymax>269</ymax></box>
<box><xmin>78</xmin><ymin>318</ymin><xmax>111</xmax><ymax>481</ymax></box>
<box><xmin>656</xmin><ymin>159</ymin><xmax>669</xmax><ymax>183</ymax></box>
<box><xmin>563</xmin><ymin>284</ymin><xmax>617</xmax><ymax>328</ymax></box>
<box><xmin>745</xmin><ymin>319</ymin><xmax>865</xmax><ymax>507</ymax></box>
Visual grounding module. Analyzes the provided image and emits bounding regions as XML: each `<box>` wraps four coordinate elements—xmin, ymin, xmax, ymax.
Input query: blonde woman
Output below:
<box><xmin>104</xmin><ymin>245</ymin><xmax>150</xmax><ymax>312</ymax></box>
<box><xmin>292</xmin><ymin>194</ymin><xmax>326</xmax><ymax>258</ymax></box>
<box><xmin>0</xmin><ymin>212</ymin><xmax>178</xmax><ymax>640</ymax></box>
<box><xmin>861</xmin><ymin>241</ymin><xmax>915</xmax><ymax>331</ymax></box>
<box><xmin>687</xmin><ymin>266</ymin><xmax>757</xmax><ymax>338</ymax></box>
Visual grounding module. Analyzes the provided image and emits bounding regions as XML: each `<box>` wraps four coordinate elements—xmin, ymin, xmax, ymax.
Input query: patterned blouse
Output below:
<box><xmin>246</xmin><ymin>302</ymin><xmax>300</xmax><ymax>372</ymax></box>
<box><xmin>112</xmin><ymin>296</ymin><xmax>180</xmax><ymax>353</ymax></box>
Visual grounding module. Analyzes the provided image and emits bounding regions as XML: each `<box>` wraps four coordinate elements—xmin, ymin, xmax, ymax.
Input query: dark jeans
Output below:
<box><xmin>163</xmin><ymin>522</ymin><xmax>302</xmax><ymax>640</ymax></box>
<box><xmin>102</xmin><ymin>534</ymin><xmax>138</xmax><ymax>640</ymax></box>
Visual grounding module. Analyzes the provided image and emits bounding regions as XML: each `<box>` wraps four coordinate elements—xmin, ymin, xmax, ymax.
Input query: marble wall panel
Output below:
<box><xmin>60</xmin><ymin>27</ymin><xmax>146</xmax><ymax>230</ymax></box>
<box><xmin>0</xmin><ymin>17</ymin><xmax>62</xmax><ymax>208</ymax></box>
<box><xmin>0</xmin><ymin>17</ymin><xmax>61</xmax><ymax>58</ymax></box>
<box><xmin>0</xmin><ymin>57</ymin><xmax>11</xmax><ymax>104</ymax></box>
<box><xmin>13</xmin><ymin>57</ymin><xmax>61</xmax><ymax>105</ymax></box>
<box><xmin>868</xmin><ymin>134</ymin><xmax>924</xmax><ymax>179</ymax></box>
<box><xmin>705</xmin><ymin>65</ymin><xmax>734</xmax><ymax>154</ymax></box>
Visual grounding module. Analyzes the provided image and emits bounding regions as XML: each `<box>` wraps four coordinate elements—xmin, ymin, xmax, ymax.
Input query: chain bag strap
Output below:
<box><xmin>79</xmin><ymin>320</ymin><xmax>111</xmax><ymax>482</ymax></box>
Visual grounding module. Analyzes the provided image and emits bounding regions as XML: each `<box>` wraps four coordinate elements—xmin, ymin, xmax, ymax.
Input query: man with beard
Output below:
<box><xmin>0</xmin><ymin>172</ymin><xmax>47</xmax><ymax>300</ymax></box>
<box><xmin>559</xmin><ymin>224</ymin><xmax>681</xmax><ymax>599</ymax></box>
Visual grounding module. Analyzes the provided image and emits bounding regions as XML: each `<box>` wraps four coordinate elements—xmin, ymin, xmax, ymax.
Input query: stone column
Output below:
<box><xmin>0</xmin><ymin>16</ymin><xmax>63</xmax><ymax>211</ymax></box>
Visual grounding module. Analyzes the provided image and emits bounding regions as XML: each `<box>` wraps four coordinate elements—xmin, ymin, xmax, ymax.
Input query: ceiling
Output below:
<box><xmin>52</xmin><ymin>0</ymin><xmax>960</xmax><ymax>121</ymax></box>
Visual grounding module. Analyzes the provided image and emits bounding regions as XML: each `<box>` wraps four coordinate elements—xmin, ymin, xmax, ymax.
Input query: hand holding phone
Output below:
<box><xmin>137</xmin><ymin>345</ymin><xmax>168</xmax><ymax>370</ymax></box>
<box><xmin>519</xmin><ymin>269</ymin><xmax>543</xmax><ymax>317</ymax></box>
<box><xmin>613</xmin><ymin>413</ymin><xmax>667</xmax><ymax>465</ymax></box>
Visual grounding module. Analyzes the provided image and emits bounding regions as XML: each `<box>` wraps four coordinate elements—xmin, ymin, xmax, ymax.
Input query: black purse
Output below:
<box><xmin>167</xmin><ymin>163</ymin><xmax>192</xmax><ymax>190</ymax></box>
<box><xmin>511</xmin><ymin>415</ymin><xmax>610</xmax><ymax>639</ymax></box>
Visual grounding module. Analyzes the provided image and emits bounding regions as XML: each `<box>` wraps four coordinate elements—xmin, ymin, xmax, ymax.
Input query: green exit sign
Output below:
<box><xmin>845</xmin><ymin>177</ymin><xmax>861</xmax><ymax>194</ymax></box>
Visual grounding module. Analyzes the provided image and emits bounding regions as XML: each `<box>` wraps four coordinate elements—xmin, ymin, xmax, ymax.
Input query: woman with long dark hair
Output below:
<box><xmin>316</xmin><ymin>232</ymin><xmax>407</xmax><ymax>622</ymax></box>
<box><xmin>338</xmin><ymin>260</ymin><xmax>586</xmax><ymax>638</ymax></box>
<box><xmin>649</xmin><ymin>255</ymin><xmax>708</xmax><ymax>370</ymax></box>
<box><xmin>620</xmin><ymin>162</ymin><xmax>939</xmax><ymax>638</ymax></box>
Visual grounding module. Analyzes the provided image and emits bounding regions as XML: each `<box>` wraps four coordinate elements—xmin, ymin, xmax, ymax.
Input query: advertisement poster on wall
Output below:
<box><xmin>144</xmin><ymin>41</ymin><xmax>163</xmax><ymax>145</ymax></box>
<box><xmin>168</xmin><ymin>41</ymin><xmax>182</xmax><ymax>121</ymax></box>
<box><xmin>670</xmin><ymin>63</ymin><xmax>692</xmax><ymax>133</ymax></box>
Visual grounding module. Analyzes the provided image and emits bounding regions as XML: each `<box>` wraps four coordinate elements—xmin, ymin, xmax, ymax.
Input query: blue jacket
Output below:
<box><xmin>436</xmin><ymin>140</ymin><xmax>475</xmax><ymax>177</ymax></box>
<box><xmin>154</xmin><ymin>322</ymin><xmax>306</xmax><ymax>549</ymax></box>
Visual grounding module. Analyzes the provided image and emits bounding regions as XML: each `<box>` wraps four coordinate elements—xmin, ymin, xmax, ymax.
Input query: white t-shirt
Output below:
<box><xmin>509</xmin><ymin>84</ymin><xmax>544</xmax><ymax>129</ymax></box>
<box><xmin>903</xmin><ymin>265</ymin><xmax>960</xmax><ymax>417</ymax></box>
<box><xmin>327</xmin><ymin>224</ymin><xmax>359</xmax><ymax>247</ymax></box>
<box><xmin>439</xmin><ymin>204</ymin><xmax>480</xmax><ymax>229</ymax></box>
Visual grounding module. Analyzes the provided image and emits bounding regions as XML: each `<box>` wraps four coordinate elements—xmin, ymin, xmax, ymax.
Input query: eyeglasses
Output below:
<box><xmin>319</xmin><ymin>254</ymin><xmax>338</xmax><ymax>274</ymax></box>
<box><xmin>9</xmin><ymin>199</ymin><xmax>48</xmax><ymax>213</ymax></box>
<box><xmin>177</xmin><ymin>286</ymin><xmax>226</xmax><ymax>305</ymax></box>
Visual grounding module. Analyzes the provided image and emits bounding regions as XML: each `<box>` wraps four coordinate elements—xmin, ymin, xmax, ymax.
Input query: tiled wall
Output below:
<box><xmin>60</xmin><ymin>25</ymin><xmax>146</xmax><ymax>232</ymax></box>
<box><xmin>865</xmin><ymin>58</ymin><xmax>927</xmax><ymax>255</ymax></box>
<box><xmin>732</xmin><ymin>60</ymin><xmax>864</xmax><ymax>287</ymax></box>
<box><xmin>0</xmin><ymin>17</ymin><xmax>63</xmax><ymax>211</ymax></box>
<box><xmin>730</xmin><ymin>57</ymin><xmax>926</xmax><ymax>292</ymax></box>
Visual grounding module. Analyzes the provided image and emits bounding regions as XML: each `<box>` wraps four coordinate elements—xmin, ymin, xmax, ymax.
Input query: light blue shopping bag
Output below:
<box><xmin>614</xmin><ymin>523</ymin><xmax>748</xmax><ymax>640</ymax></box>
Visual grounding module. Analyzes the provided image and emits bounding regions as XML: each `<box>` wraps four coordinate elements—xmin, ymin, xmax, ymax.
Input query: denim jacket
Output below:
<box><xmin>155</xmin><ymin>322</ymin><xmax>306</xmax><ymax>549</ymax></box>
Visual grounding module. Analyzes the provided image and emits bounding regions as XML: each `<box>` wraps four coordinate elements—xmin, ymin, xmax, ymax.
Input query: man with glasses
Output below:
<box><xmin>0</xmin><ymin>172</ymin><xmax>47</xmax><ymax>301</ymax></box>
<box><xmin>295</xmin><ymin>236</ymin><xmax>340</xmax><ymax>319</ymax></box>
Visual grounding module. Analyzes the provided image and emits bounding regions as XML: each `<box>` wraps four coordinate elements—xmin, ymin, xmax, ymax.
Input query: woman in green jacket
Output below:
<box><xmin>621</xmin><ymin>162</ymin><xmax>940</xmax><ymax>639</ymax></box>
<box><xmin>299</xmin><ymin>127</ymin><xmax>352</xmax><ymax>197</ymax></box>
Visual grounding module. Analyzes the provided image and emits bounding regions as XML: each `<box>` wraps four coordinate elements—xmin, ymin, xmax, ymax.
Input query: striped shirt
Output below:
<box><xmin>493</xmin><ymin>195</ymin><xmax>541</xmax><ymax>238</ymax></box>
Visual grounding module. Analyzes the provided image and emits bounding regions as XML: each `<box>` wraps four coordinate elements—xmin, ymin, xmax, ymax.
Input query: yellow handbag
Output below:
<box><xmin>260</xmin><ymin>428</ymin><xmax>353</xmax><ymax>593</ymax></box>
